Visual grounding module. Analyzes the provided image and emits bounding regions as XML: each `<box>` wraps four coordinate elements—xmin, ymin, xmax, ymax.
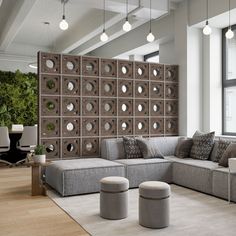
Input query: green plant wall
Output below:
<box><xmin>0</xmin><ymin>70</ymin><xmax>37</xmax><ymax>127</ymax></box>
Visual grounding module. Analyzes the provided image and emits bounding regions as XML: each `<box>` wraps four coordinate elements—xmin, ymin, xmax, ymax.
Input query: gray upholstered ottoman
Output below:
<box><xmin>100</xmin><ymin>176</ymin><xmax>129</xmax><ymax>220</ymax></box>
<box><xmin>139</xmin><ymin>181</ymin><xmax>170</xmax><ymax>229</ymax></box>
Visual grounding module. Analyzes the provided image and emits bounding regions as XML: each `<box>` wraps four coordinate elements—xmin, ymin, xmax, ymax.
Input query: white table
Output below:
<box><xmin>228</xmin><ymin>158</ymin><xmax>236</xmax><ymax>203</ymax></box>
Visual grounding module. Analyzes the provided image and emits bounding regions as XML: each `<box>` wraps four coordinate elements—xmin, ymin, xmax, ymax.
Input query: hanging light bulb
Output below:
<box><xmin>100</xmin><ymin>29</ymin><xmax>108</xmax><ymax>42</ymax></box>
<box><xmin>226</xmin><ymin>0</ymin><xmax>234</xmax><ymax>39</ymax></box>
<box><xmin>226</xmin><ymin>27</ymin><xmax>234</xmax><ymax>39</ymax></box>
<box><xmin>59</xmin><ymin>0</ymin><xmax>69</xmax><ymax>30</ymax></box>
<box><xmin>203</xmin><ymin>21</ymin><xmax>212</xmax><ymax>35</ymax></box>
<box><xmin>100</xmin><ymin>0</ymin><xmax>109</xmax><ymax>42</ymax></box>
<box><xmin>147</xmin><ymin>31</ymin><xmax>155</xmax><ymax>42</ymax></box>
<box><xmin>123</xmin><ymin>0</ymin><xmax>132</xmax><ymax>32</ymax></box>
<box><xmin>203</xmin><ymin>0</ymin><xmax>211</xmax><ymax>35</ymax></box>
<box><xmin>146</xmin><ymin>0</ymin><xmax>155</xmax><ymax>43</ymax></box>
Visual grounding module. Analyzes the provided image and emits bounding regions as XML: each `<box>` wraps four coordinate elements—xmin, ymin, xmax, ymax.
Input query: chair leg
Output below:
<box><xmin>16</xmin><ymin>158</ymin><xmax>27</xmax><ymax>165</ymax></box>
<box><xmin>0</xmin><ymin>159</ymin><xmax>13</xmax><ymax>167</ymax></box>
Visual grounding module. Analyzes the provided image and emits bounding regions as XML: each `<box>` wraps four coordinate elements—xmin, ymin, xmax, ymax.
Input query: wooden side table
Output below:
<box><xmin>27</xmin><ymin>162</ymin><xmax>51</xmax><ymax>196</ymax></box>
<box><xmin>228</xmin><ymin>158</ymin><xmax>236</xmax><ymax>203</ymax></box>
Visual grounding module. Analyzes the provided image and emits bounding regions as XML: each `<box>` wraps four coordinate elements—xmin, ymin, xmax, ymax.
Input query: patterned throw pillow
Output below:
<box><xmin>190</xmin><ymin>131</ymin><xmax>215</xmax><ymax>160</ymax></box>
<box><xmin>219</xmin><ymin>143</ymin><xmax>236</xmax><ymax>167</ymax></box>
<box><xmin>175</xmin><ymin>138</ymin><xmax>193</xmax><ymax>158</ymax></box>
<box><xmin>136</xmin><ymin>138</ymin><xmax>164</xmax><ymax>159</ymax></box>
<box><xmin>214</xmin><ymin>139</ymin><xmax>231</xmax><ymax>162</ymax></box>
<box><xmin>123</xmin><ymin>137</ymin><xmax>143</xmax><ymax>159</ymax></box>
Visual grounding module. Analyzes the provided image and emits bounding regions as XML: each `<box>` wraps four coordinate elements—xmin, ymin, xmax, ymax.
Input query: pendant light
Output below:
<box><xmin>123</xmin><ymin>0</ymin><xmax>132</xmax><ymax>32</ymax></box>
<box><xmin>100</xmin><ymin>0</ymin><xmax>108</xmax><ymax>42</ymax></box>
<box><xmin>59</xmin><ymin>0</ymin><xmax>69</xmax><ymax>31</ymax></box>
<box><xmin>146</xmin><ymin>0</ymin><xmax>155</xmax><ymax>43</ymax></box>
<box><xmin>203</xmin><ymin>0</ymin><xmax>212</xmax><ymax>35</ymax></box>
<box><xmin>225</xmin><ymin>0</ymin><xmax>234</xmax><ymax>39</ymax></box>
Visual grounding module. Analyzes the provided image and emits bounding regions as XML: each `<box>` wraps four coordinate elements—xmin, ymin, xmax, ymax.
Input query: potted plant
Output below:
<box><xmin>33</xmin><ymin>145</ymin><xmax>46</xmax><ymax>163</ymax></box>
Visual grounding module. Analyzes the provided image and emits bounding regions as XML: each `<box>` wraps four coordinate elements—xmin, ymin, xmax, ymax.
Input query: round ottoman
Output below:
<box><xmin>139</xmin><ymin>181</ymin><xmax>170</xmax><ymax>228</ymax></box>
<box><xmin>100</xmin><ymin>176</ymin><xmax>129</xmax><ymax>220</ymax></box>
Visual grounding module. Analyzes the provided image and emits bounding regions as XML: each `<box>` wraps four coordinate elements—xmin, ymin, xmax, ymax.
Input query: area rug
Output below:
<box><xmin>47</xmin><ymin>185</ymin><xmax>236</xmax><ymax>236</ymax></box>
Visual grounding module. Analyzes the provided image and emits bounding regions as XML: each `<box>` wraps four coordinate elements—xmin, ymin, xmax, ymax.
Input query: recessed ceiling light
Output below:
<box><xmin>28</xmin><ymin>62</ymin><xmax>37</xmax><ymax>69</ymax></box>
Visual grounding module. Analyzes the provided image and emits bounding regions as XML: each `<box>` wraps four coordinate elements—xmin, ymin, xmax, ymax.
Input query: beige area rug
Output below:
<box><xmin>47</xmin><ymin>185</ymin><xmax>236</xmax><ymax>236</ymax></box>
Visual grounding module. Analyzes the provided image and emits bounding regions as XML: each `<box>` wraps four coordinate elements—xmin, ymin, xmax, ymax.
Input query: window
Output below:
<box><xmin>223</xmin><ymin>25</ymin><xmax>236</xmax><ymax>135</ymax></box>
<box><xmin>144</xmin><ymin>51</ymin><xmax>159</xmax><ymax>63</ymax></box>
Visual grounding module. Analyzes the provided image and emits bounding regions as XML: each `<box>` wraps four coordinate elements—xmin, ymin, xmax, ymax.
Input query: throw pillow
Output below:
<box><xmin>190</xmin><ymin>131</ymin><xmax>215</xmax><ymax>160</ymax></box>
<box><xmin>136</xmin><ymin>138</ymin><xmax>164</xmax><ymax>159</ymax></box>
<box><xmin>123</xmin><ymin>136</ymin><xmax>143</xmax><ymax>159</ymax></box>
<box><xmin>214</xmin><ymin>139</ymin><xmax>231</xmax><ymax>162</ymax></box>
<box><xmin>219</xmin><ymin>143</ymin><xmax>236</xmax><ymax>167</ymax></box>
<box><xmin>175</xmin><ymin>138</ymin><xmax>193</xmax><ymax>158</ymax></box>
<box><xmin>209</xmin><ymin>141</ymin><xmax>219</xmax><ymax>162</ymax></box>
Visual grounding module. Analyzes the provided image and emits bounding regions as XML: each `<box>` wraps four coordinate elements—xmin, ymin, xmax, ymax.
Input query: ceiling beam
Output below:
<box><xmin>0</xmin><ymin>0</ymin><xmax>38</xmax><ymax>51</ymax></box>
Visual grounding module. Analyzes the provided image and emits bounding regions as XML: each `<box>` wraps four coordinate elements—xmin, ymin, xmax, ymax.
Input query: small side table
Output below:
<box><xmin>228</xmin><ymin>158</ymin><xmax>236</xmax><ymax>203</ymax></box>
<box><xmin>26</xmin><ymin>162</ymin><xmax>51</xmax><ymax>196</ymax></box>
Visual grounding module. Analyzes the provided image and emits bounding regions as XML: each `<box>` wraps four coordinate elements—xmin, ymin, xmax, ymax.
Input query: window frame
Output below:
<box><xmin>222</xmin><ymin>24</ymin><xmax>236</xmax><ymax>135</ymax></box>
<box><xmin>144</xmin><ymin>51</ymin><xmax>159</xmax><ymax>62</ymax></box>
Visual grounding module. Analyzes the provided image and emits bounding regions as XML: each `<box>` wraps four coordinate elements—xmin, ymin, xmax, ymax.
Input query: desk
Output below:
<box><xmin>2</xmin><ymin>130</ymin><xmax>25</xmax><ymax>164</ymax></box>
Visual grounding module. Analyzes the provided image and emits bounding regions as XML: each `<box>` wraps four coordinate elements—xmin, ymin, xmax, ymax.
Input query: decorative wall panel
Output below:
<box><xmin>38</xmin><ymin>52</ymin><xmax>179</xmax><ymax>159</ymax></box>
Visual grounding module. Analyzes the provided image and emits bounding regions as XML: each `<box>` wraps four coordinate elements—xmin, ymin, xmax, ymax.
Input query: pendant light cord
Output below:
<box><xmin>103</xmin><ymin>0</ymin><xmax>106</xmax><ymax>31</ymax></box>
<box><xmin>149</xmin><ymin>0</ymin><xmax>152</xmax><ymax>32</ymax></box>
<box><xmin>62</xmin><ymin>0</ymin><xmax>65</xmax><ymax>18</ymax></box>
<box><xmin>229</xmin><ymin>0</ymin><xmax>231</xmax><ymax>28</ymax></box>
<box><xmin>206</xmin><ymin>0</ymin><xmax>209</xmax><ymax>21</ymax></box>
<box><xmin>126</xmin><ymin>0</ymin><xmax>128</xmax><ymax>20</ymax></box>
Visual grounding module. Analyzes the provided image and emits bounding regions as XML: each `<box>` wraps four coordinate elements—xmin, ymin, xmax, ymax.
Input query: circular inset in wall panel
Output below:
<box><xmin>42</xmin><ymin>139</ymin><xmax>60</xmax><ymax>159</ymax></box>
<box><xmin>165</xmin><ymin>83</ymin><xmax>178</xmax><ymax>99</ymax></box>
<box><xmin>150</xmin><ymin>63</ymin><xmax>164</xmax><ymax>81</ymax></box>
<box><xmin>86</xmin><ymin>103</ymin><xmax>93</xmax><ymax>111</ymax></box>
<box><xmin>42</xmin><ymin>118</ymin><xmax>60</xmax><ymax>137</ymax></box>
<box><xmin>42</xmin><ymin>96</ymin><xmax>60</xmax><ymax>116</ymax></box>
<box><xmin>62</xmin><ymin>138</ymin><xmax>80</xmax><ymax>158</ymax></box>
<box><xmin>165</xmin><ymin>100</ymin><xmax>178</xmax><ymax>116</ymax></box>
<box><xmin>62</xmin><ymin>76</ymin><xmax>80</xmax><ymax>95</ymax></box>
<box><xmin>82</xmin><ymin>118</ymin><xmax>98</xmax><ymax>136</ymax></box>
<box><xmin>135</xmin><ymin>81</ymin><xmax>148</xmax><ymax>98</ymax></box>
<box><xmin>82</xmin><ymin>77</ymin><xmax>99</xmax><ymax>96</ymax></box>
<box><xmin>153</xmin><ymin>122</ymin><xmax>160</xmax><ymax>130</ymax></box>
<box><xmin>41</xmin><ymin>52</ymin><xmax>60</xmax><ymax>73</ymax></box>
<box><xmin>101</xmin><ymin>59</ymin><xmax>117</xmax><ymax>77</ymax></box>
<box><xmin>67</xmin><ymin>143</ymin><xmax>74</xmax><ymax>152</ymax></box>
<box><xmin>101</xmin><ymin>99</ymin><xmax>117</xmax><ymax>116</ymax></box>
<box><xmin>137</xmin><ymin>122</ymin><xmax>143</xmax><ymax>130</ymax></box>
<box><xmin>135</xmin><ymin>118</ymin><xmax>148</xmax><ymax>135</ymax></box>
<box><xmin>62</xmin><ymin>55</ymin><xmax>80</xmax><ymax>74</ymax></box>
<box><xmin>41</xmin><ymin>75</ymin><xmax>60</xmax><ymax>95</ymax></box>
<box><xmin>82</xmin><ymin>57</ymin><xmax>99</xmax><ymax>76</ymax></box>
<box><xmin>104</xmin><ymin>103</ymin><xmax>111</xmax><ymax>112</ymax></box>
<box><xmin>86</xmin><ymin>82</ymin><xmax>93</xmax><ymax>92</ymax></box>
<box><xmin>118</xmin><ymin>80</ymin><xmax>133</xmax><ymax>97</ymax></box>
<box><xmin>104</xmin><ymin>122</ymin><xmax>111</xmax><ymax>131</ymax></box>
<box><xmin>151</xmin><ymin>100</ymin><xmax>164</xmax><ymax>116</ymax></box>
<box><xmin>67</xmin><ymin>102</ymin><xmax>74</xmax><ymax>112</ymax></box>
<box><xmin>118</xmin><ymin>60</ymin><xmax>133</xmax><ymax>78</ymax></box>
<box><xmin>165</xmin><ymin>65</ymin><xmax>178</xmax><ymax>82</ymax></box>
<box><xmin>122</xmin><ymin>122</ymin><xmax>128</xmax><ymax>130</ymax></box>
<box><xmin>46</xmin><ymin>144</ymin><xmax>55</xmax><ymax>153</ymax></box>
<box><xmin>62</xmin><ymin>98</ymin><xmax>79</xmax><ymax>116</ymax></box>
<box><xmin>150</xmin><ymin>118</ymin><xmax>164</xmax><ymax>135</ymax></box>
<box><xmin>86</xmin><ymin>142</ymin><xmax>93</xmax><ymax>151</ymax></box>
<box><xmin>86</xmin><ymin>122</ymin><xmax>93</xmax><ymax>131</ymax></box>
<box><xmin>67</xmin><ymin>122</ymin><xmax>74</xmax><ymax>131</ymax></box>
<box><xmin>101</xmin><ymin>118</ymin><xmax>117</xmax><ymax>136</ymax></box>
<box><xmin>118</xmin><ymin>119</ymin><xmax>132</xmax><ymax>135</ymax></box>
<box><xmin>150</xmin><ymin>82</ymin><xmax>164</xmax><ymax>98</ymax></box>
<box><xmin>104</xmin><ymin>84</ymin><xmax>111</xmax><ymax>92</ymax></box>
<box><xmin>135</xmin><ymin>100</ymin><xmax>149</xmax><ymax>116</ymax></box>
<box><xmin>62</xmin><ymin>118</ymin><xmax>80</xmax><ymax>137</ymax></box>
<box><xmin>118</xmin><ymin>99</ymin><xmax>133</xmax><ymax>116</ymax></box>
<box><xmin>82</xmin><ymin>138</ymin><xmax>99</xmax><ymax>156</ymax></box>
<box><xmin>165</xmin><ymin>118</ymin><xmax>178</xmax><ymax>135</ymax></box>
<box><xmin>135</xmin><ymin>62</ymin><xmax>149</xmax><ymax>80</ymax></box>
<box><xmin>101</xmin><ymin>78</ymin><xmax>117</xmax><ymax>97</ymax></box>
<box><xmin>122</xmin><ymin>85</ymin><xmax>127</xmax><ymax>93</ymax></box>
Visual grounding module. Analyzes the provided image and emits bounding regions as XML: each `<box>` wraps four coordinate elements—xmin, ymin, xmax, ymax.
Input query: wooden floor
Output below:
<box><xmin>0</xmin><ymin>166</ymin><xmax>89</xmax><ymax>236</ymax></box>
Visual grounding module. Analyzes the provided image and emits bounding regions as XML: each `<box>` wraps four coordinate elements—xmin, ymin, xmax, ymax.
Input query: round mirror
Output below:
<box><xmin>138</xmin><ymin>68</ymin><xmax>143</xmax><ymax>75</ymax></box>
<box><xmin>153</xmin><ymin>122</ymin><xmax>160</xmax><ymax>130</ymax></box>
<box><xmin>67</xmin><ymin>143</ymin><xmax>74</xmax><ymax>152</ymax></box>
<box><xmin>138</xmin><ymin>86</ymin><xmax>143</xmax><ymax>94</ymax></box>
<box><xmin>86</xmin><ymin>103</ymin><xmax>93</xmax><ymax>111</ymax></box>
<box><xmin>104</xmin><ymin>103</ymin><xmax>111</xmax><ymax>112</ymax></box>
<box><xmin>66</xmin><ymin>122</ymin><xmax>74</xmax><ymax>131</ymax></box>
<box><xmin>121</xmin><ymin>66</ymin><xmax>128</xmax><ymax>74</ymax></box>
<box><xmin>121</xmin><ymin>85</ymin><xmax>127</xmax><ymax>93</ymax></box>
<box><xmin>104</xmin><ymin>122</ymin><xmax>111</xmax><ymax>131</ymax></box>
<box><xmin>67</xmin><ymin>102</ymin><xmax>74</xmax><ymax>112</ymax></box>
<box><xmin>66</xmin><ymin>61</ymin><xmax>74</xmax><ymax>70</ymax></box>
<box><xmin>86</xmin><ymin>82</ymin><xmax>93</xmax><ymax>92</ymax></box>
<box><xmin>46</xmin><ymin>123</ymin><xmax>55</xmax><ymax>131</ymax></box>
<box><xmin>138</xmin><ymin>122</ymin><xmax>143</xmax><ymax>130</ymax></box>
<box><xmin>138</xmin><ymin>104</ymin><xmax>143</xmax><ymax>112</ymax></box>
<box><xmin>67</xmin><ymin>81</ymin><xmax>74</xmax><ymax>91</ymax></box>
<box><xmin>104</xmin><ymin>83</ymin><xmax>111</xmax><ymax>92</ymax></box>
<box><xmin>46</xmin><ymin>144</ymin><xmax>54</xmax><ymax>152</ymax></box>
<box><xmin>86</xmin><ymin>122</ymin><xmax>93</xmax><ymax>131</ymax></box>
<box><xmin>104</xmin><ymin>64</ymin><xmax>112</xmax><ymax>73</ymax></box>
<box><xmin>121</xmin><ymin>122</ymin><xmax>128</xmax><ymax>130</ymax></box>
<box><xmin>86</xmin><ymin>142</ymin><xmax>93</xmax><ymax>151</ymax></box>
<box><xmin>86</xmin><ymin>63</ymin><xmax>94</xmax><ymax>72</ymax></box>
<box><xmin>153</xmin><ymin>104</ymin><xmax>160</xmax><ymax>112</ymax></box>
<box><xmin>46</xmin><ymin>101</ymin><xmax>55</xmax><ymax>110</ymax></box>
<box><xmin>46</xmin><ymin>59</ymin><xmax>54</xmax><ymax>69</ymax></box>
<box><xmin>122</xmin><ymin>104</ymin><xmax>127</xmax><ymax>112</ymax></box>
<box><xmin>46</xmin><ymin>80</ymin><xmax>55</xmax><ymax>90</ymax></box>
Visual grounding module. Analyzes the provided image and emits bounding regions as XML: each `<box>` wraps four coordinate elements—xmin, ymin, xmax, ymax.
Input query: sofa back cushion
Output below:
<box><xmin>101</xmin><ymin>136</ymin><xmax>180</xmax><ymax>160</ymax></box>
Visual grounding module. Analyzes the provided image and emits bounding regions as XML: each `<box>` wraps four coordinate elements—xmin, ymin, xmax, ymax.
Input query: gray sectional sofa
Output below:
<box><xmin>45</xmin><ymin>136</ymin><xmax>236</xmax><ymax>202</ymax></box>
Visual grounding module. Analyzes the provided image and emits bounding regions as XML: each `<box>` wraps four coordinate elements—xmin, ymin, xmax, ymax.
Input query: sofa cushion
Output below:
<box><xmin>136</xmin><ymin>138</ymin><xmax>164</xmax><ymax>159</ymax></box>
<box><xmin>175</xmin><ymin>138</ymin><xmax>193</xmax><ymax>158</ymax></box>
<box><xmin>45</xmin><ymin>158</ymin><xmax>125</xmax><ymax>196</ymax></box>
<box><xmin>190</xmin><ymin>131</ymin><xmax>215</xmax><ymax>160</ymax></box>
<box><xmin>209</xmin><ymin>141</ymin><xmax>219</xmax><ymax>162</ymax></box>
<box><xmin>165</xmin><ymin>156</ymin><xmax>218</xmax><ymax>194</ymax></box>
<box><xmin>115</xmin><ymin>158</ymin><xmax>172</xmax><ymax>188</ymax></box>
<box><xmin>219</xmin><ymin>143</ymin><xmax>236</xmax><ymax>167</ymax></box>
<box><xmin>214</xmin><ymin>139</ymin><xmax>231</xmax><ymax>163</ymax></box>
<box><xmin>123</xmin><ymin>136</ymin><xmax>142</xmax><ymax>159</ymax></box>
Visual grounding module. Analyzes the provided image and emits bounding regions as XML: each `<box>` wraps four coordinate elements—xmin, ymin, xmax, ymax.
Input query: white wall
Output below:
<box><xmin>159</xmin><ymin>40</ymin><xmax>176</xmax><ymax>64</ymax></box>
